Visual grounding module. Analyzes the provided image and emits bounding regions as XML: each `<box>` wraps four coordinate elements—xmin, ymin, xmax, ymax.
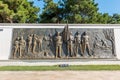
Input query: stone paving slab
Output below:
<box><xmin>0</xmin><ymin>71</ymin><xmax>120</xmax><ymax>80</ymax></box>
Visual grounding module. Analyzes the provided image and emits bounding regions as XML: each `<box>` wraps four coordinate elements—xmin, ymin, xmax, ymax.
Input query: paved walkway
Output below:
<box><xmin>0</xmin><ymin>71</ymin><xmax>120</xmax><ymax>80</ymax></box>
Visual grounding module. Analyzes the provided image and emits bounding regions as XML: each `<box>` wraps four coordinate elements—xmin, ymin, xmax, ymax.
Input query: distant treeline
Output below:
<box><xmin>0</xmin><ymin>0</ymin><xmax>120</xmax><ymax>24</ymax></box>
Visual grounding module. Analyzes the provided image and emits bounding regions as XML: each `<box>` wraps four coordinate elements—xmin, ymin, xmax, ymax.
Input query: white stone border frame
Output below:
<box><xmin>0</xmin><ymin>24</ymin><xmax>120</xmax><ymax>62</ymax></box>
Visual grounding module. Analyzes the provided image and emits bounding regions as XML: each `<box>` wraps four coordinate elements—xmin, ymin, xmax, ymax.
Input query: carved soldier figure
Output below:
<box><xmin>32</xmin><ymin>34</ymin><xmax>37</xmax><ymax>54</ymax></box>
<box><xmin>19</xmin><ymin>36</ymin><xmax>26</xmax><ymax>58</ymax></box>
<box><xmin>67</xmin><ymin>32</ymin><xmax>74</xmax><ymax>57</ymax></box>
<box><xmin>37</xmin><ymin>36</ymin><xmax>43</xmax><ymax>52</ymax></box>
<box><xmin>13</xmin><ymin>37</ymin><xmax>20</xmax><ymax>58</ymax></box>
<box><xmin>27</xmin><ymin>34</ymin><xmax>32</xmax><ymax>52</ymax></box>
<box><xmin>82</xmin><ymin>31</ymin><xmax>91</xmax><ymax>56</ymax></box>
<box><xmin>55</xmin><ymin>32</ymin><xmax>62</xmax><ymax>58</ymax></box>
<box><xmin>74</xmin><ymin>32</ymin><xmax>82</xmax><ymax>56</ymax></box>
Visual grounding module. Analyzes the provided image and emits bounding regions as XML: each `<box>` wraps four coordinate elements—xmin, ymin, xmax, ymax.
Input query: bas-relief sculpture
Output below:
<box><xmin>11</xmin><ymin>25</ymin><xmax>116</xmax><ymax>59</ymax></box>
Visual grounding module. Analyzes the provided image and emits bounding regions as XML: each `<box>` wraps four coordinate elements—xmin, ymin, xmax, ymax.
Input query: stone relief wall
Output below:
<box><xmin>10</xmin><ymin>26</ymin><xmax>116</xmax><ymax>59</ymax></box>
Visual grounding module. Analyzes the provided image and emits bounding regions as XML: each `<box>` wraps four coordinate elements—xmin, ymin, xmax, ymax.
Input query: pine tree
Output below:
<box><xmin>40</xmin><ymin>0</ymin><xmax>103</xmax><ymax>23</ymax></box>
<box><xmin>0</xmin><ymin>0</ymin><xmax>40</xmax><ymax>23</ymax></box>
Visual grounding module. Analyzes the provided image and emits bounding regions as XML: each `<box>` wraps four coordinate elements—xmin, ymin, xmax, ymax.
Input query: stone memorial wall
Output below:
<box><xmin>1</xmin><ymin>24</ymin><xmax>120</xmax><ymax>60</ymax></box>
<box><xmin>10</xmin><ymin>26</ymin><xmax>116</xmax><ymax>59</ymax></box>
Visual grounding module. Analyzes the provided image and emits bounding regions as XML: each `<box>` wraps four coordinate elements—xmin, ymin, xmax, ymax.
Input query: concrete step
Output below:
<box><xmin>0</xmin><ymin>59</ymin><xmax>120</xmax><ymax>66</ymax></box>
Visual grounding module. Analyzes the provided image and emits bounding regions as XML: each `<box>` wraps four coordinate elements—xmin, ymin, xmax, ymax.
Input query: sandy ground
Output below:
<box><xmin>0</xmin><ymin>71</ymin><xmax>120</xmax><ymax>80</ymax></box>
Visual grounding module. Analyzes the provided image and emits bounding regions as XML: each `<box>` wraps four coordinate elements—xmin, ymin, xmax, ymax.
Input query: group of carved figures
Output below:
<box><xmin>13</xmin><ymin>30</ymin><xmax>93</xmax><ymax>58</ymax></box>
<box><xmin>54</xmin><ymin>31</ymin><xmax>92</xmax><ymax>58</ymax></box>
<box><xmin>13</xmin><ymin>34</ymin><xmax>43</xmax><ymax>58</ymax></box>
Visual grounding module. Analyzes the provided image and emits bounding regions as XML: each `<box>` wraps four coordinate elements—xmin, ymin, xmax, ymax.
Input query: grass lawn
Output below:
<box><xmin>0</xmin><ymin>65</ymin><xmax>120</xmax><ymax>71</ymax></box>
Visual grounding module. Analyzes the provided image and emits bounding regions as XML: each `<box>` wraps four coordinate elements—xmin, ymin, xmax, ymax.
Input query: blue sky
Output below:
<box><xmin>95</xmin><ymin>0</ymin><xmax>120</xmax><ymax>15</ymax></box>
<box><xmin>30</xmin><ymin>0</ymin><xmax>120</xmax><ymax>15</ymax></box>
